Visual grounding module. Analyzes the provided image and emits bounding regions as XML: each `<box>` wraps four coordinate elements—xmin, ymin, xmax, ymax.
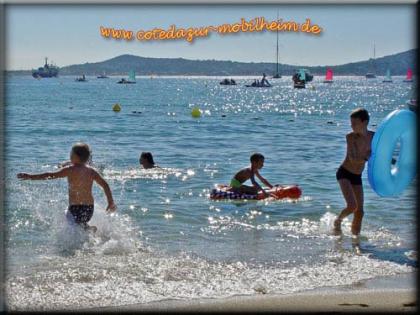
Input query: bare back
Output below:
<box><xmin>233</xmin><ymin>167</ymin><xmax>254</xmax><ymax>183</ymax></box>
<box><xmin>67</xmin><ymin>165</ymin><xmax>96</xmax><ymax>205</ymax></box>
<box><xmin>342</xmin><ymin>131</ymin><xmax>374</xmax><ymax>175</ymax></box>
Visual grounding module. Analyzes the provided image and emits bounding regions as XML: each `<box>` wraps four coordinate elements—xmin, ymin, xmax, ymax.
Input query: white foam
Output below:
<box><xmin>6</xmin><ymin>248</ymin><xmax>414</xmax><ymax>311</ymax></box>
<box><xmin>103</xmin><ymin>167</ymin><xmax>194</xmax><ymax>181</ymax></box>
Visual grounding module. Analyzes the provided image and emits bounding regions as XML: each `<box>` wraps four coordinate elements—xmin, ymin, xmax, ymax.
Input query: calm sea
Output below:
<box><xmin>4</xmin><ymin>75</ymin><xmax>416</xmax><ymax>310</ymax></box>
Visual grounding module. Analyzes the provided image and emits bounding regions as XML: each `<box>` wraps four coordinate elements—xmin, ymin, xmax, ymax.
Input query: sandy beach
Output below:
<box><xmin>88</xmin><ymin>288</ymin><xmax>415</xmax><ymax>313</ymax></box>
<box><xmin>82</xmin><ymin>274</ymin><xmax>416</xmax><ymax>313</ymax></box>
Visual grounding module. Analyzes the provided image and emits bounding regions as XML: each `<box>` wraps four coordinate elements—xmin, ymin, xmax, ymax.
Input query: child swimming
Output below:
<box><xmin>334</xmin><ymin>108</ymin><xmax>374</xmax><ymax>236</ymax></box>
<box><xmin>17</xmin><ymin>143</ymin><xmax>116</xmax><ymax>231</ymax></box>
<box><xmin>139</xmin><ymin>152</ymin><xmax>158</xmax><ymax>169</ymax></box>
<box><xmin>229</xmin><ymin>153</ymin><xmax>274</xmax><ymax>197</ymax></box>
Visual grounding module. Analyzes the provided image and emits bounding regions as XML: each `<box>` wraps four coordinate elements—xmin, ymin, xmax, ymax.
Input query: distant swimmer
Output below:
<box><xmin>229</xmin><ymin>153</ymin><xmax>275</xmax><ymax>198</ymax></box>
<box><xmin>17</xmin><ymin>143</ymin><xmax>116</xmax><ymax>232</ymax></box>
<box><xmin>261</xmin><ymin>73</ymin><xmax>271</xmax><ymax>87</ymax></box>
<box><xmin>139</xmin><ymin>152</ymin><xmax>159</xmax><ymax>169</ymax></box>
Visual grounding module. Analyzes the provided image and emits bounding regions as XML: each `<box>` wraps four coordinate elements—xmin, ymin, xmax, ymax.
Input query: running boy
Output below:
<box><xmin>230</xmin><ymin>153</ymin><xmax>274</xmax><ymax>197</ymax></box>
<box><xmin>17</xmin><ymin>143</ymin><xmax>116</xmax><ymax>230</ymax></box>
<box><xmin>334</xmin><ymin>108</ymin><xmax>374</xmax><ymax>236</ymax></box>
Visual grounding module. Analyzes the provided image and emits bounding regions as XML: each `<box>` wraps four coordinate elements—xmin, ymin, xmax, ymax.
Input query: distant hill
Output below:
<box><xmin>10</xmin><ymin>49</ymin><xmax>417</xmax><ymax>76</ymax></box>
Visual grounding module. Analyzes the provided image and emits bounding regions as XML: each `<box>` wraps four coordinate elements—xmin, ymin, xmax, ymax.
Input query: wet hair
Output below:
<box><xmin>250</xmin><ymin>153</ymin><xmax>265</xmax><ymax>163</ymax></box>
<box><xmin>71</xmin><ymin>143</ymin><xmax>91</xmax><ymax>163</ymax></box>
<box><xmin>350</xmin><ymin>108</ymin><xmax>370</xmax><ymax>123</ymax></box>
<box><xmin>140</xmin><ymin>152</ymin><xmax>155</xmax><ymax>165</ymax></box>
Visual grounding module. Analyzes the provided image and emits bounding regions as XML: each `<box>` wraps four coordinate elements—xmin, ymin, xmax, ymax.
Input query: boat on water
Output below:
<box><xmin>365</xmin><ymin>43</ymin><xmax>377</xmax><ymax>79</ymax></box>
<box><xmin>323</xmin><ymin>68</ymin><xmax>333</xmax><ymax>83</ymax></box>
<box><xmin>246</xmin><ymin>74</ymin><xmax>272</xmax><ymax>88</ymax></box>
<box><xmin>118</xmin><ymin>70</ymin><xmax>136</xmax><ymax>84</ymax></box>
<box><xmin>32</xmin><ymin>57</ymin><xmax>59</xmax><ymax>78</ymax></box>
<box><xmin>272</xmin><ymin>10</ymin><xmax>281</xmax><ymax>79</ymax></box>
<box><xmin>220</xmin><ymin>78</ymin><xmax>237</xmax><ymax>85</ymax></box>
<box><xmin>97</xmin><ymin>71</ymin><xmax>109</xmax><ymax>79</ymax></box>
<box><xmin>75</xmin><ymin>74</ymin><xmax>87</xmax><ymax>82</ymax></box>
<box><xmin>245</xmin><ymin>83</ymin><xmax>272</xmax><ymax>88</ymax></box>
<box><xmin>403</xmin><ymin>68</ymin><xmax>413</xmax><ymax>82</ymax></box>
<box><xmin>292</xmin><ymin>69</ymin><xmax>313</xmax><ymax>88</ymax></box>
<box><xmin>382</xmin><ymin>68</ymin><xmax>392</xmax><ymax>83</ymax></box>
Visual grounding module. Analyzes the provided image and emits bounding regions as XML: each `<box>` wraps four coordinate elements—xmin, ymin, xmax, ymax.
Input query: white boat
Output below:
<box><xmin>382</xmin><ymin>68</ymin><xmax>392</xmax><ymax>83</ymax></box>
<box><xmin>118</xmin><ymin>70</ymin><xmax>136</xmax><ymax>84</ymax></box>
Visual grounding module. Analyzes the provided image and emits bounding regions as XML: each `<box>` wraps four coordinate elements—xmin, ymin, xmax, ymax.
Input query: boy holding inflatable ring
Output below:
<box><xmin>334</xmin><ymin>108</ymin><xmax>374</xmax><ymax>236</ymax></box>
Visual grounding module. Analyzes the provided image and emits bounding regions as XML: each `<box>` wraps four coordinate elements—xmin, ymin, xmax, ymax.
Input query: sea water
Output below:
<box><xmin>4</xmin><ymin>75</ymin><xmax>417</xmax><ymax>310</ymax></box>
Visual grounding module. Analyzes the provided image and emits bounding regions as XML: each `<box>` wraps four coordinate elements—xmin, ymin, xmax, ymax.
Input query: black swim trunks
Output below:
<box><xmin>336</xmin><ymin>166</ymin><xmax>362</xmax><ymax>186</ymax></box>
<box><xmin>67</xmin><ymin>205</ymin><xmax>94</xmax><ymax>225</ymax></box>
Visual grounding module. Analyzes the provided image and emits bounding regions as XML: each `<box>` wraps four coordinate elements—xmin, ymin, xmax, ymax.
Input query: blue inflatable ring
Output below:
<box><xmin>368</xmin><ymin>109</ymin><xmax>416</xmax><ymax>197</ymax></box>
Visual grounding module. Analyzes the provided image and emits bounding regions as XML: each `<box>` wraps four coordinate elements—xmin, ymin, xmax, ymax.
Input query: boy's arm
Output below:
<box><xmin>255</xmin><ymin>170</ymin><xmax>273</xmax><ymax>189</ymax></box>
<box><xmin>250</xmin><ymin>172</ymin><xmax>264</xmax><ymax>191</ymax></box>
<box><xmin>58</xmin><ymin>161</ymin><xmax>72</xmax><ymax>168</ymax></box>
<box><xmin>92</xmin><ymin>170</ymin><xmax>116</xmax><ymax>212</ymax></box>
<box><xmin>17</xmin><ymin>167</ymin><xmax>70</xmax><ymax>180</ymax></box>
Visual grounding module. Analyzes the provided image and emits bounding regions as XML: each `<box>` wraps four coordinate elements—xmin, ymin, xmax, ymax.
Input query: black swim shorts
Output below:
<box><xmin>336</xmin><ymin>166</ymin><xmax>362</xmax><ymax>186</ymax></box>
<box><xmin>67</xmin><ymin>204</ymin><xmax>94</xmax><ymax>224</ymax></box>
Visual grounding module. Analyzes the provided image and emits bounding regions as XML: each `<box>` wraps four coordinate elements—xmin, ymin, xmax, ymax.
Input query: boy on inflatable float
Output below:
<box><xmin>334</xmin><ymin>108</ymin><xmax>374</xmax><ymax>236</ymax></box>
<box><xmin>229</xmin><ymin>153</ymin><xmax>274</xmax><ymax>198</ymax></box>
<box><xmin>210</xmin><ymin>153</ymin><xmax>302</xmax><ymax>200</ymax></box>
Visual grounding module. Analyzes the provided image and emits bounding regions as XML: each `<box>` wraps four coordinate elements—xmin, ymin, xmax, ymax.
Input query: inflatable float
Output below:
<box><xmin>210</xmin><ymin>184</ymin><xmax>302</xmax><ymax>200</ymax></box>
<box><xmin>368</xmin><ymin>109</ymin><xmax>416</xmax><ymax>197</ymax></box>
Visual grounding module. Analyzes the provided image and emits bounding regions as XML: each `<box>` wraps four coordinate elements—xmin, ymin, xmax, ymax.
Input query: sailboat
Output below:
<box><xmin>272</xmin><ymin>10</ymin><xmax>281</xmax><ymax>79</ymax></box>
<box><xmin>403</xmin><ymin>68</ymin><xmax>413</xmax><ymax>82</ymax></box>
<box><xmin>97</xmin><ymin>71</ymin><xmax>109</xmax><ymax>79</ymax></box>
<box><xmin>323</xmin><ymin>68</ymin><xmax>333</xmax><ymax>83</ymax></box>
<box><xmin>293</xmin><ymin>69</ymin><xmax>312</xmax><ymax>89</ymax></box>
<box><xmin>382</xmin><ymin>68</ymin><xmax>392</xmax><ymax>83</ymax></box>
<box><xmin>117</xmin><ymin>70</ymin><xmax>136</xmax><ymax>84</ymax></box>
<box><xmin>75</xmin><ymin>74</ymin><xmax>87</xmax><ymax>82</ymax></box>
<box><xmin>365</xmin><ymin>43</ymin><xmax>376</xmax><ymax>79</ymax></box>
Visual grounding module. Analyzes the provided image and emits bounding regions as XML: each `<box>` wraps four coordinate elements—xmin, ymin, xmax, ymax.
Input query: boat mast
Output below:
<box><xmin>276</xmin><ymin>10</ymin><xmax>279</xmax><ymax>75</ymax></box>
<box><xmin>373</xmin><ymin>43</ymin><xmax>376</xmax><ymax>73</ymax></box>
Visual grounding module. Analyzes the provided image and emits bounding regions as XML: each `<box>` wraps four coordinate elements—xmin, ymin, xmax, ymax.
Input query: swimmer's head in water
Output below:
<box><xmin>71</xmin><ymin>143</ymin><xmax>91</xmax><ymax>164</ymax></box>
<box><xmin>250</xmin><ymin>153</ymin><xmax>265</xmax><ymax>169</ymax></box>
<box><xmin>350</xmin><ymin>108</ymin><xmax>369</xmax><ymax>133</ymax></box>
<box><xmin>139</xmin><ymin>152</ymin><xmax>155</xmax><ymax>169</ymax></box>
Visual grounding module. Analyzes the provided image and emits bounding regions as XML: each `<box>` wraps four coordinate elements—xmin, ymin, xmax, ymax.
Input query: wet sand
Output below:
<box><xmin>86</xmin><ymin>288</ymin><xmax>415</xmax><ymax>312</ymax></box>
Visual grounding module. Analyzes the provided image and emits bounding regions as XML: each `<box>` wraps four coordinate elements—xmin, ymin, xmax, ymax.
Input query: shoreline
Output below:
<box><xmin>84</xmin><ymin>273</ymin><xmax>416</xmax><ymax>312</ymax></box>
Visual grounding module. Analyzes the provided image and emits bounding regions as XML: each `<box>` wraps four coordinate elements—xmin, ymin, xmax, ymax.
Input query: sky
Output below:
<box><xmin>6</xmin><ymin>4</ymin><xmax>416</xmax><ymax>70</ymax></box>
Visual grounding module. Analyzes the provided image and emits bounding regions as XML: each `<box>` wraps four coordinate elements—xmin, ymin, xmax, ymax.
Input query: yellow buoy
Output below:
<box><xmin>113</xmin><ymin>103</ymin><xmax>121</xmax><ymax>112</ymax></box>
<box><xmin>191</xmin><ymin>107</ymin><xmax>201</xmax><ymax>118</ymax></box>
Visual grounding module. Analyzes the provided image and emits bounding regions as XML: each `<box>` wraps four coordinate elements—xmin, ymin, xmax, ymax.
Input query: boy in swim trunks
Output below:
<box><xmin>334</xmin><ymin>108</ymin><xmax>374</xmax><ymax>236</ymax></box>
<box><xmin>17</xmin><ymin>143</ymin><xmax>116</xmax><ymax>231</ymax></box>
<box><xmin>229</xmin><ymin>153</ymin><xmax>274</xmax><ymax>197</ymax></box>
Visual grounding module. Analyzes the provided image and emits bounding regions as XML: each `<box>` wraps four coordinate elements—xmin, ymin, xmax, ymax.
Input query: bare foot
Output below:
<box><xmin>352</xmin><ymin>235</ymin><xmax>362</xmax><ymax>255</ymax></box>
<box><xmin>333</xmin><ymin>218</ymin><xmax>342</xmax><ymax>235</ymax></box>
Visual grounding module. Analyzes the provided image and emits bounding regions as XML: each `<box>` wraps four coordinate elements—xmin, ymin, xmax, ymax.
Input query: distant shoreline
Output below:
<box><xmin>4</xmin><ymin>73</ymin><xmax>413</xmax><ymax>78</ymax></box>
<box><xmin>5</xmin><ymin>48</ymin><xmax>417</xmax><ymax>76</ymax></box>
